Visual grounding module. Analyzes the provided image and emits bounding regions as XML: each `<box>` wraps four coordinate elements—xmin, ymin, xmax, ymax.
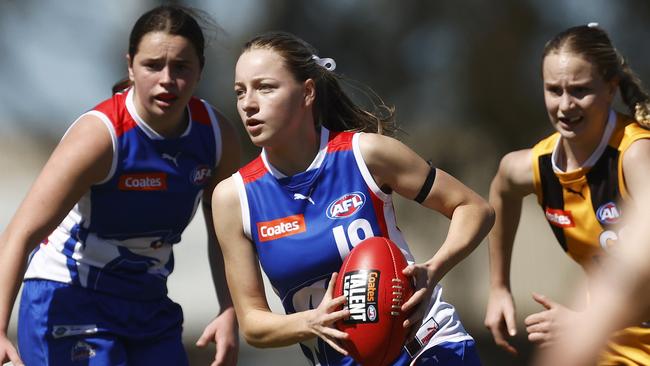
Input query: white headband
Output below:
<box><xmin>312</xmin><ymin>55</ymin><xmax>336</xmax><ymax>72</ymax></box>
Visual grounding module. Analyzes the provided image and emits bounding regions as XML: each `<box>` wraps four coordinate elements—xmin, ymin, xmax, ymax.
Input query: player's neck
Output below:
<box><xmin>559</xmin><ymin>125</ymin><xmax>606</xmax><ymax>171</ymax></box>
<box><xmin>265</xmin><ymin>127</ymin><xmax>320</xmax><ymax>176</ymax></box>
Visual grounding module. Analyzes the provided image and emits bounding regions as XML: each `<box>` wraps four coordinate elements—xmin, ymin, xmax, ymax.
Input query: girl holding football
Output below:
<box><xmin>212</xmin><ymin>31</ymin><xmax>494</xmax><ymax>365</ymax></box>
<box><xmin>483</xmin><ymin>23</ymin><xmax>650</xmax><ymax>365</ymax></box>
<box><xmin>0</xmin><ymin>5</ymin><xmax>240</xmax><ymax>366</ymax></box>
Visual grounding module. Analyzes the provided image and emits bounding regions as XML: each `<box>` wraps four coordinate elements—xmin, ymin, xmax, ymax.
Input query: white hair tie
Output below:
<box><xmin>312</xmin><ymin>55</ymin><xmax>336</xmax><ymax>72</ymax></box>
<box><xmin>587</xmin><ymin>22</ymin><xmax>599</xmax><ymax>28</ymax></box>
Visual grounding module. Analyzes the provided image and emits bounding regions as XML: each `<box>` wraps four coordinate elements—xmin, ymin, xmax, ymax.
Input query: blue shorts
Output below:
<box><xmin>391</xmin><ymin>339</ymin><xmax>481</xmax><ymax>365</ymax></box>
<box><xmin>17</xmin><ymin>279</ymin><xmax>188</xmax><ymax>366</ymax></box>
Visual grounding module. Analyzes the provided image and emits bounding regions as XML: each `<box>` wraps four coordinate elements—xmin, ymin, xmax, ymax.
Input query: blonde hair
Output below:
<box><xmin>543</xmin><ymin>25</ymin><xmax>650</xmax><ymax>128</ymax></box>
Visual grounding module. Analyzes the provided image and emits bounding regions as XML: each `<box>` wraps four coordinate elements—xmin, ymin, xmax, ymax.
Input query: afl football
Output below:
<box><xmin>333</xmin><ymin>236</ymin><xmax>414</xmax><ymax>365</ymax></box>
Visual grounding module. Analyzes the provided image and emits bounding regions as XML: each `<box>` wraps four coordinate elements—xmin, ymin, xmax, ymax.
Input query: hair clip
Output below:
<box><xmin>312</xmin><ymin>55</ymin><xmax>336</xmax><ymax>72</ymax></box>
<box><xmin>587</xmin><ymin>22</ymin><xmax>599</xmax><ymax>28</ymax></box>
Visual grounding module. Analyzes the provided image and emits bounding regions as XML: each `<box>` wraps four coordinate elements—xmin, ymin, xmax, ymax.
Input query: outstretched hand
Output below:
<box><xmin>196</xmin><ymin>307</ymin><xmax>239</xmax><ymax>366</ymax></box>
<box><xmin>484</xmin><ymin>287</ymin><xmax>518</xmax><ymax>355</ymax></box>
<box><xmin>306</xmin><ymin>272</ymin><xmax>351</xmax><ymax>355</ymax></box>
<box><xmin>524</xmin><ymin>292</ymin><xmax>574</xmax><ymax>347</ymax></box>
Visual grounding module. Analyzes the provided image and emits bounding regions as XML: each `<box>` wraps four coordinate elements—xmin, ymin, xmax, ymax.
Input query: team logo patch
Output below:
<box><xmin>596</xmin><ymin>202</ymin><xmax>621</xmax><ymax>224</ymax></box>
<box><xmin>71</xmin><ymin>340</ymin><xmax>96</xmax><ymax>361</ymax></box>
<box><xmin>327</xmin><ymin>192</ymin><xmax>366</xmax><ymax>219</ymax></box>
<box><xmin>191</xmin><ymin>165</ymin><xmax>212</xmax><ymax>186</ymax></box>
<box><xmin>544</xmin><ymin>207</ymin><xmax>575</xmax><ymax>228</ymax></box>
<box><xmin>342</xmin><ymin>269</ymin><xmax>380</xmax><ymax>324</ymax></box>
<box><xmin>257</xmin><ymin>214</ymin><xmax>306</xmax><ymax>242</ymax></box>
<box><xmin>118</xmin><ymin>173</ymin><xmax>167</xmax><ymax>191</ymax></box>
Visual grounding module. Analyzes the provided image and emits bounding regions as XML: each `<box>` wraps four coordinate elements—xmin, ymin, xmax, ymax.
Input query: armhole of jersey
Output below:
<box><xmin>618</xmin><ymin>134</ymin><xmax>650</xmax><ymax>201</ymax></box>
<box><xmin>233</xmin><ymin>172</ymin><xmax>252</xmax><ymax>240</ymax></box>
<box><xmin>80</xmin><ymin>110</ymin><xmax>118</xmax><ymax>184</ymax></box>
<box><xmin>203</xmin><ymin>101</ymin><xmax>223</xmax><ymax>167</ymax></box>
<box><xmin>351</xmin><ymin>133</ymin><xmax>390</xmax><ymax>202</ymax></box>
<box><xmin>530</xmin><ymin>145</ymin><xmax>544</xmax><ymax>205</ymax></box>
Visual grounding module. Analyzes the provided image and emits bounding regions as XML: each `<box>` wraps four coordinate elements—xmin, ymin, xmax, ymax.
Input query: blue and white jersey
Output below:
<box><xmin>235</xmin><ymin>128</ymin><xmax>472</xmax><ymax>366</ymax></box>
<box><xmin>24</xmin><ymin>88</ymin><xmax>222</xmax><ymax>300</ymax></box>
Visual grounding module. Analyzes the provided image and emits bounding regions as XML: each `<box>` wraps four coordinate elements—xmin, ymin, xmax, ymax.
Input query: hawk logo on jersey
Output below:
<box><xmin>191</xmin><ymin>165</ymin><xmax>212</xmax><ymax>186</ymax></box>
<box><xmin>342</xmin><ymin>269</ymin><xmax>380</xmax><ymax>324</ymax></box>
<box><xmin>596</xmin><ymin>202</ymin><xmax>621</xmax><ymax>224</ymax></box>
<box><xmin>327</xmin><ymin>192</ymin><xmax>366</xmax><ymax>219</ymax></box>
<box><xmin>257</xmin><ymin>214</ymin><xmax>306</xmax><ymax>242</ymax></box>
<box><xmin>544</xmin><ymin>208</ymin><xmax>575</xmax><ymax>228</ymax></box>
<box><xmin>118</xmin><ymin>173</ymin><xmax>167</xmax><ymax>191</ymax></box>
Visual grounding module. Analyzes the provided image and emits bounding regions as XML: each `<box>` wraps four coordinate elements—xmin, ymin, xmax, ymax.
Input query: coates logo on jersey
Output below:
<box><xmin>327</xmin><ymin>192</ymin><xmax>366</xmax><ymax>219</ymax></box>
<box><xmin>544</xmin><ymin>207</ymin><xmax>575</xmax><ymax>228</ymax></box>
<box><xmin>118</xmin><ymin>173</ymin><xmax>167</xmax><ymax>191</ymax></box>
<box><xmin>257</xmin><ymin>214</ymin><xmax>306</xmax><ymax>242</ymax></box>
<box><xmin>596</xmin><ymin>202</ymin><xmax>621</xmax><ymax>225</ymax></box>
<box><xmin>191</xmin><ymin>165</ymin><xmax>212</xmax><ymax>186</ymax></box>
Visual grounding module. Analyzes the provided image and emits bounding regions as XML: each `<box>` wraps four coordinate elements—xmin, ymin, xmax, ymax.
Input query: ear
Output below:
<box><xmin>607</xmin><ymin>76</ymin><xmax>620</xmax><ymax>102</ymax></box>
<box><xmin>304</xmin><ymin>79</ymin><xmax>316</xmax><ymax>107</ymax></box>
<box><xmin>126</xmin><ymin>54</ymin><xmax>135</xmax><ymax>82</ymax></box>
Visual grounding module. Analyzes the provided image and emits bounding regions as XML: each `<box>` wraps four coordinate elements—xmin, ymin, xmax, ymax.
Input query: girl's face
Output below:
<box><xmin>542</xmin><ymin>51</ymin><xmax>617</xmax><ymax>142</ymax></box>
<box><xmin>128</xmin><ymin>31</ymin><xmax>202</xmax><ymax>125</ymax></box>
<box><xmin>234</xmin><ymin>48</ymin><xmax>314</xmax><ymax>147</ymax></box>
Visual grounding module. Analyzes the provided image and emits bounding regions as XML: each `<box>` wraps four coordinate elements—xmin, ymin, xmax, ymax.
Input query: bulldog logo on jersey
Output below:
<box><xmin>544</xmin><ymin>207</ymin><xmax>575</xmax><ymax>228</ymax></box>
<box><xmin>327</xmin><ymin>192</ymin><xmax>366</xmax><ymax>219</ymax></box>
<box><xmin>596</xmin><ymin>202</ymin><xmax>621</xmax><ymax>224</ymax></box>
<box><xmin>342</xmin><ymin>269</ymin><xmax>380</xmax><ymax>324</ymax></box>
<box><xmin>191</xmin><ymin>165</ymin><xmax>212</xmax><ymax>186</ymax></box>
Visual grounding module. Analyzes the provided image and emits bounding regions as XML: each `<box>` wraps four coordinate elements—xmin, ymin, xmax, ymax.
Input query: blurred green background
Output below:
<box><xmin>1</xmin><ymin>1</ymin><xmax>649</xmax><ymax>365</ymax></box>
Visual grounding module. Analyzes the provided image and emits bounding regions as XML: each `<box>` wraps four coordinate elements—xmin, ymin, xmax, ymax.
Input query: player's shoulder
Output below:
<box><xmin>357</xmin><ymin>132</ymin><xmax>406</xmax><ymax>163</ymax></box>
<box><xmin>496</xmin><ymin>149</ymin><xmax>535</xmax><ymax>192</ymax></box>
<box><xmin>212</xmin><ymin>175</ymin><xmax>240</xmax><ymax>210</ymax></box>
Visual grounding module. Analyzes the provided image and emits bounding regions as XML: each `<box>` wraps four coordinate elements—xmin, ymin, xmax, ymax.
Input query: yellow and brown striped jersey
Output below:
<box><xmin>531</xmin><ymin>111</ymin><xmax>650</xmax><ymax>365</ymax></box>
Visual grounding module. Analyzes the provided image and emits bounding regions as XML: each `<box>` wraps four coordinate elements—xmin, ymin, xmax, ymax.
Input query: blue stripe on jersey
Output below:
<box><xmin>62</xmin><ymin>224</ymin><xmax>81</xmax><ymax>286</ymax></box>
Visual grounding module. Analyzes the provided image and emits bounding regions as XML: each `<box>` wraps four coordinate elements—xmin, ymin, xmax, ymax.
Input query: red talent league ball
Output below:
<box><xmin>333</xmin><ymin>236</ymin><xmax>414</xmax><ymax>365</ymax></box>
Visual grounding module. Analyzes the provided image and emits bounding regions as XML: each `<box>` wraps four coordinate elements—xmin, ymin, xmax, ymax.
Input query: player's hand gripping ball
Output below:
<box><xmin>334</xmin><ymin>237</ymin><xmax>414</xmax><ymax>365</ymax></box>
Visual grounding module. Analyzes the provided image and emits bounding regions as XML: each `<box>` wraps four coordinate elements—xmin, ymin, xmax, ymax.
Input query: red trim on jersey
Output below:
<box><xmin>239</xmin><ymin>156</ymin><xmax>268</xmax><ymax>184</ymax></box>
<box><xmin>93</xmin><ymin>91</ymin><xmax>137</xmax><ymax>137</ymax></box>
<box><xmin>327</xmin><ymin>130</ymin><xmax>354</xmax><ymax>152</ymax></box>
<box><xmin>188</xmin><ymin>97</ymin><xmax>211</xmax><ymax>125</ymax></box>
<box><xmin>368</xmin><ymin>189</ymin><xmax>389</xmax><ymax>237</ymax></box>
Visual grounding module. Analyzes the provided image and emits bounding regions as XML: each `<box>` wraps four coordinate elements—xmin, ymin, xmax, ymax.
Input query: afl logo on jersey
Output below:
<box><xmin>191</xmin><ymin>165</ymin><xmax>212</xmax><ymax>186</ymax></box>
<box><xmin>327</xmin><ymin>192</ymin><xmax>366</xmax><ymax>219</ymax></box>
<box><xmin>596</xmin><ymin>202</ymin><xmax>621</xmax><ymax>224</ymax></box>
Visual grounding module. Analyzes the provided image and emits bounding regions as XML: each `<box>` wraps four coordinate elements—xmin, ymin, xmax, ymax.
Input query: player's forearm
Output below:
<box><xmin>0</xmin><ymin>233</ymin><xmax>29</xmax><ymax>333</ymax></box>
<box><xmin>428</xmin><ymin>200</ymin><xmax>494</xmax><ymax>279</ymax></box>
<box><xmin>487</xmin><ymin>189</ymin><xmax>523</xmax><ymax>289</ymax></box>
<box><xmin>240</xmin><ymin>308</ymin><xmax>314</xmax><ymax>348</ymax></box>
<box><xmin>207</xmin><ymin>238</ymin><xmax>234</xmax><ymax>310</ymax></box>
